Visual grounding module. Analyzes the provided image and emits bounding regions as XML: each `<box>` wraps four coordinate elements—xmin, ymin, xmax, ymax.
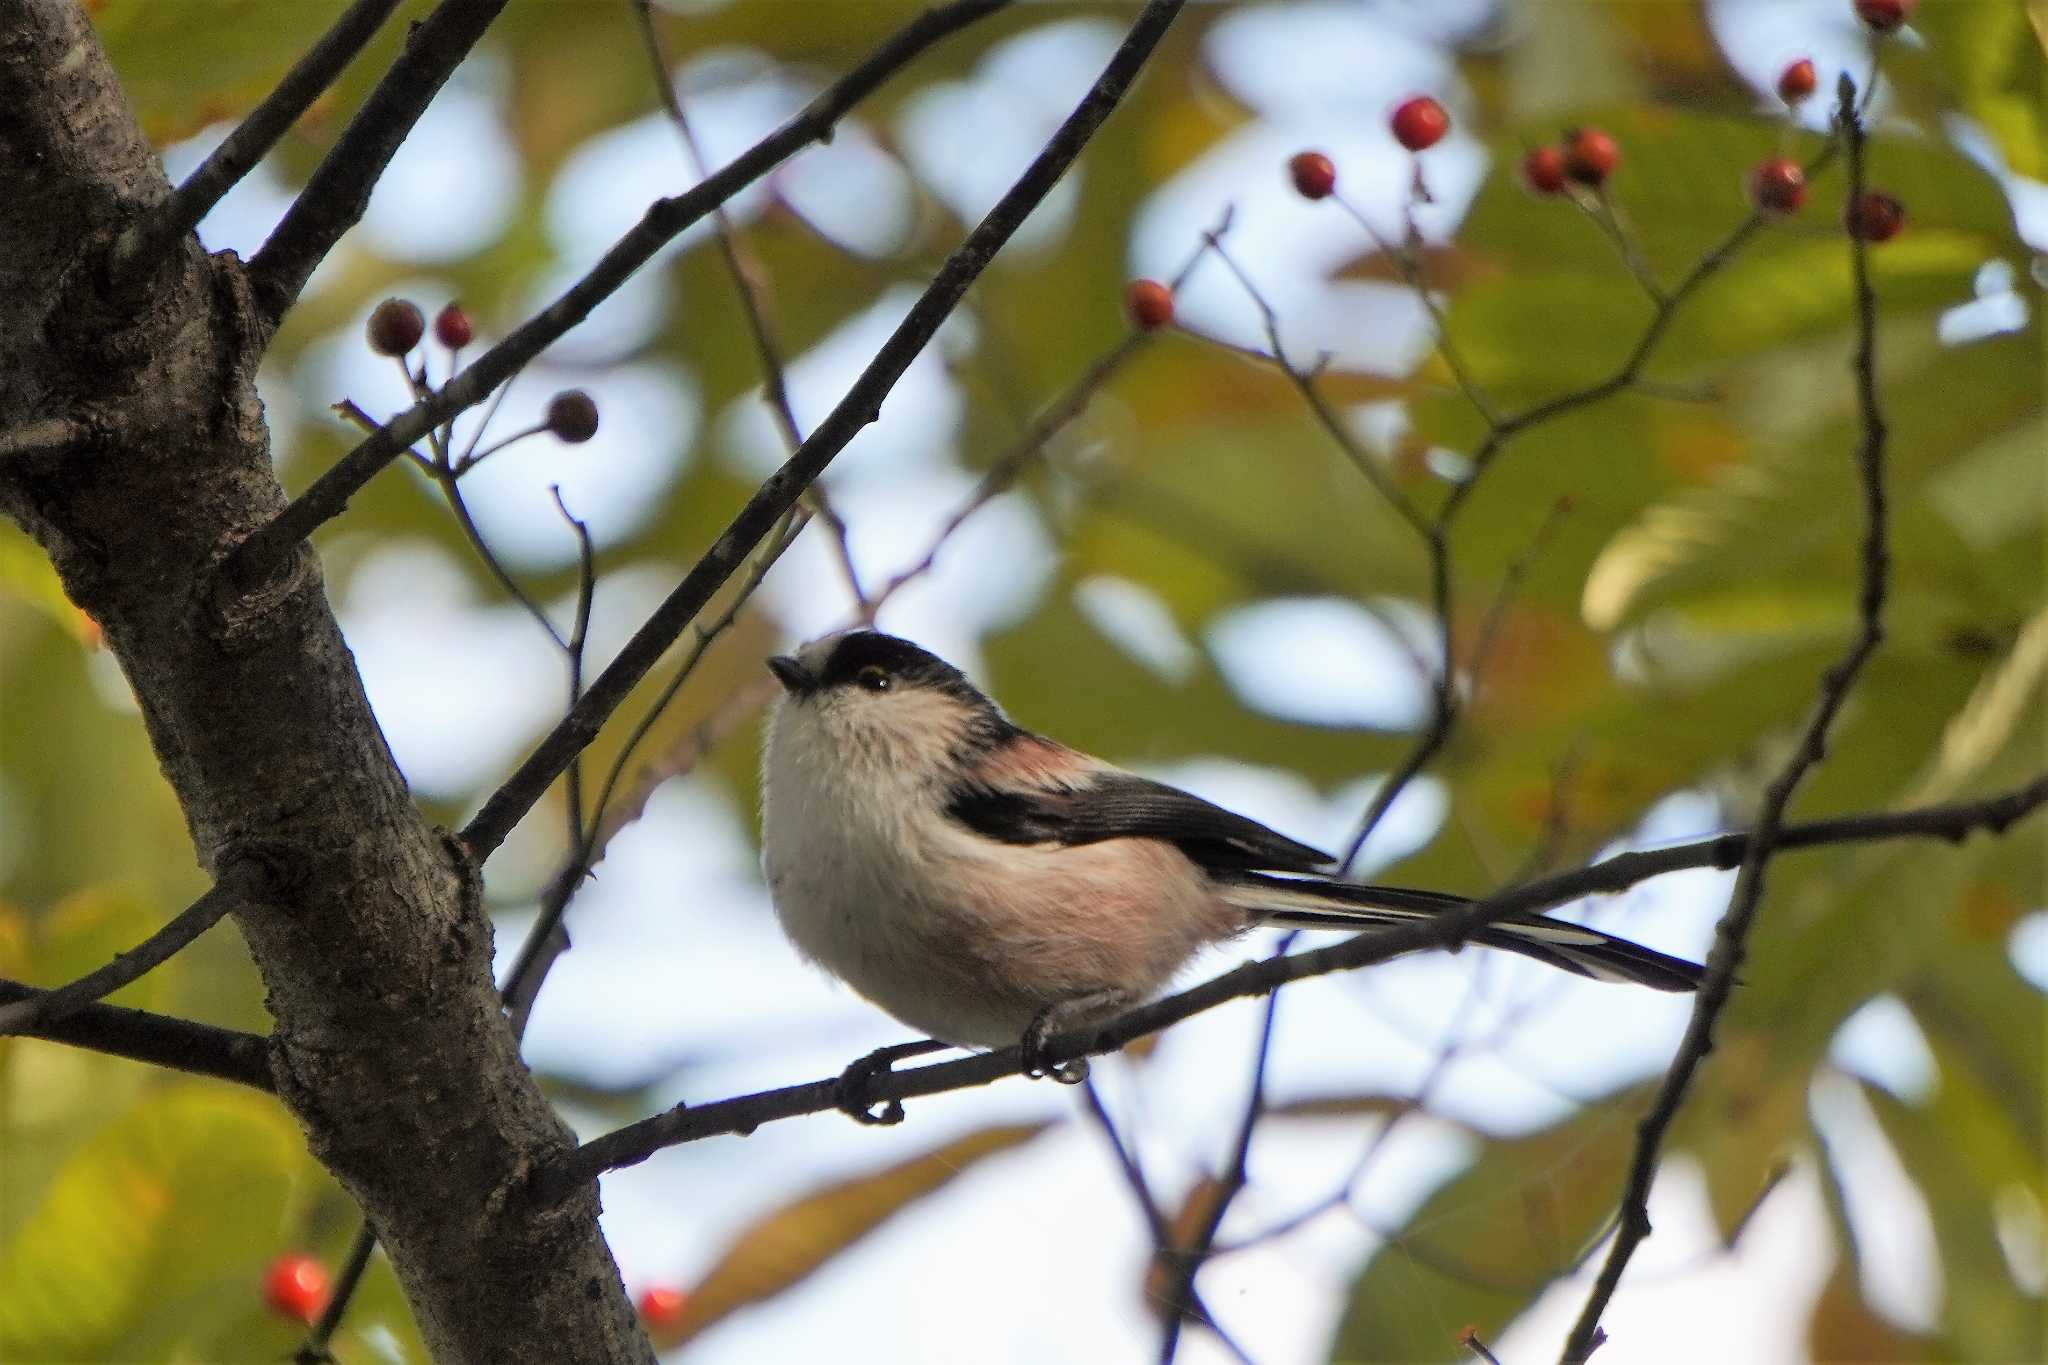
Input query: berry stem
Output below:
<box><xmin>1329</xmin><ymin>192</ymin><xmax>1498</xmax><ymax>427</ymax></box>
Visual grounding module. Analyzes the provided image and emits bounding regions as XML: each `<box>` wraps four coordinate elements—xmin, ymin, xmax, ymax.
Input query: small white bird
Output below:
<box><xmin>760</xmin><ymin>631</ymin><xmax>1701</xmax><ymax>1088</ymax></box>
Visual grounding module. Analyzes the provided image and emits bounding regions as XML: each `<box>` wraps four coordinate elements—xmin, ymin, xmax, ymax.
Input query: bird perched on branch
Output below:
<box><xmin>760</xmin><ymin>631</ymin><xmax>1702</xmax><ymax>1097</ymax></box>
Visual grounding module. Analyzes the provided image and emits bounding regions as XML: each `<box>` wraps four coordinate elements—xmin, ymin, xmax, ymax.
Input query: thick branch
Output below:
<box><xmin>0</xmin><ymin>979</ymin><xmax>273</xmax><ymax>1090</ymax></box>
<box><xmin>1</xmin><ymin>2</ymin><xmax>658</xmax><ymax>1357</ymax></box>
<box><xmin>111</xmin><ymin>0</ymin><xmax>406</xmax><ymax>280</ymax></box>
<box><xmin>461</xmin><ymin>0</ymin><xmax>1188</xmax><ymax>859</ymax></box>
<box><xmin>247</xmin><ymin>0</ymin><xmax>513</xmax><ymax>324</ymax></box>
<box><xmin>229</xmin><ymin>0</ymin><xmax>1010</xmax><ymax>586</ymax></box>
<box><xmin>536</xmin><ymin>777</ymin><xmax>2043</xmax><ymax>1197</ymax></box>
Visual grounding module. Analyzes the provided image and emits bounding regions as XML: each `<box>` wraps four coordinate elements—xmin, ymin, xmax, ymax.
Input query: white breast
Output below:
<box><xmin>759</xmin><ymin>690</ymin><xmax>1237</xmax><ymax>1047</ymax></box>
<box><xmin>760</xmin><ymin>690</ymin><xmax>982</xmax><ymax>1038</ymax></box>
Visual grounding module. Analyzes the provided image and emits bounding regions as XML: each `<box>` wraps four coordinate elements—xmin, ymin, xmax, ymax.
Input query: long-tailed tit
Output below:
<box><xmin>761</xmin><ymin>631</ymin><xmax>1703</xmax><ymax>1090</ymax></box>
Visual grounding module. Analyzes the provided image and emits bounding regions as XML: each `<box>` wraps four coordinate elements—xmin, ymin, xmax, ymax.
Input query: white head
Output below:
<box><xmin>763</xmin><ymin>631</ymin><xmax>1018</xmax><ymax>780</ymax></box>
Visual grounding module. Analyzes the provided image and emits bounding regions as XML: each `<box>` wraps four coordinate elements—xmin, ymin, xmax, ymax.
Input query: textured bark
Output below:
<box><xmin>0</xmin><ymin>5</ymin><xmax>651</xmax><ymax>1361</ymax></box>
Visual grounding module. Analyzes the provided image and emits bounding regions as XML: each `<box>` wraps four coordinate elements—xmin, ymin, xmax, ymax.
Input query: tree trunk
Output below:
<box><xmin>0</xmin><ymin>5</ymin><xmax>650</xmax><ymax>1359</ymax></box>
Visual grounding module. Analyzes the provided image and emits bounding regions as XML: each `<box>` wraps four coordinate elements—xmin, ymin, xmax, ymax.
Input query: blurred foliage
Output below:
<box><xmin>1</xmin><ymin>0</ymin><xmax>2041</xmax><ymax>1360</ymax></box>
<box><xmin>647</xmin><ymin>1122</ymin><xmax>1048</xmax><ymax>1350</ymax></box>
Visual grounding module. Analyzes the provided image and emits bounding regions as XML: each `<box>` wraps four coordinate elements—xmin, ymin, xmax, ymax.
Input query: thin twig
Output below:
<box><xmin>1558</xmin><ymin>80</ymin><xmax>1891</xmax><ymax>1363</ymax></box>
<box><xmin>1079</xmin><ymin>1082</ymin><xmax>1256</xmax><ymax>1365</ymax></box>
<box><xmin>247</xmin><ymin>0</ymin><xmax>514</xmax><ymax>324</ymax></box>
<box><xmin>1468</xmin><ymin>494</ymin><xmax>1575</xmax><ymax>688</ymax></box>
<box><xmin>587</xmin><ymin>675</ymin><xmax>781</xmax><ymax>859</ymax></box>
<box><xmin>1202</xmin><ymin>234</ymin><xmax>1430</xmax><ymax>537</ymax></box>
<box><xmin>0</xmin><ymin>872</ymin><xmax>257</xmax><ymax>1034</ymax></box>
<box><xmin>1158</xmin><ymin>982</ymin><xmax>1281</xmax><ymax>1364</ymax></box>
<box><xmin>1462</xmin><ymin>1326</ymin><xmax>1507</xmax><ymax>1365</ymax></box>
<box><xmin>533</xmin><ymin>774</ymin><xmax>2046</xmax><ymax>1196</ymax></box>
<box><xmin>552</xmin><ymin>486</ymin><xmax>597</xmax><ymax>842</ymax></box>
<box><xmin>1195</xmin><ymin>231</ymin><xmax>1461</xmax><ymax>869</ymax></box>
<box><xmin>0</xmin><ymin>978</ymin><xmax>273</xmax><ymax>1089</ymax></box>
<box><xmin>112</xmin><ymin>0</ymin><xmax>406</xmax><ymax>280</ymax></box>
<box><xmin>229</xmin><ymin>0</ymin><xmax>1010</xmax><ymax>587</ymax></box>
<box><xmin>864</xmin><ymin>221</ymin><xmax>1223</xmax><ymax>620</ymax></box>
<box><xmin>1578</xmin><ymin>187</ymin><xmax>1666</xmax><ymax>305</ymax></box>
<box><xmin>628</xmin><ymin>0</ymin><xmax>865</xmax><ymax>603</ymax></box>
<box><xmin>459</xmin><ymin>0</ymin><xmax>1189</xmax><ymax>861</ymax></box>
<box><xmin>1081</xmin><ymin>1077</ymin><xmax>1172</xmax><ymax>1244</ymax></box>
<box><xmin>501</xmin><ymin>510</ymin><xmax>804</xmax><ymax>1038</ymax></box>
<box><xmin>293</xmin><ymin>1223</ymin><xmax>379</xmax><ymax>1365</ymax></box>
<box><xmin>1332</xmin><ymin>194</ymin><xmax>1500</xmax><ymax>427</ymax></box>
<box><xmin>1327</xmin><ymin>134</ymin><xmax>1843</xmax><ymax>872</ymax></box>
<box><xmin>332</xmin><ymin>397</ymin><xmax>568</xmax><ymax>646</ymax></box>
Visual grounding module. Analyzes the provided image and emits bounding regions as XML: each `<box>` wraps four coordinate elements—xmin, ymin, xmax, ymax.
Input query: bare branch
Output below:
<box><xmin>229</xmin><ymin>0</ymin><xmax>1011</xmax><ymax>588</ymax></box>
<box><xmin>0</xmin><ymin>874</ymin><xmax>255</xmax><ymax>1035</ymax></box>
<box><xmin>460</xmin><ymin>0</ymin><xmax>1190</xmax><ymax>861</ymax></box>
<box><xmin>0</xmin><ymin>978</ymin><xmax>273</xmax><ymax>1090</ymax></box>
<box><xmin>293</xmin><ymin>1223</ymin><xmax>380</xmax><ymax>1365</ymax></box>
<box><xmin>1157</xmin><ymin>982</ymin><xmax>1281</xmax><ymax>1364</ymax></box>
<box><xmin>628</xmin><ymin>0</ymin><xmax>865</xmax><ymax>603</ymax></box>
<box><xmin>1559</xmin><ymin>81</ymin><xmax>1892</xmax><ymax>1363</ymax></box>
<box><xmin>866</xmin><ymin>222</ymin><xmax>1222</xmax><ymax>618</ymax></box>
<box><xmin>111</xmin><ymin>0</ymin><xmax>406</xmax><ymax>280</ymax></box>
<box><xmin>1077</xmin><ymin>1081</ymin><xmax>1252</xmax><ymax>1365</ymax></box>
<box><xmin>534</xmin><ymin>776</ymin><xmax>2043</xmax><ymax>1197</ymax></box>
<box><xmin>247</xmin><ymin>0</ymin><xmax>514</xmax><ymax>324</ymax></box>
<box><xmin>1323</xmin><ymin>132</ymin><xmax>1844</xmax><ymax>873</ymax></box>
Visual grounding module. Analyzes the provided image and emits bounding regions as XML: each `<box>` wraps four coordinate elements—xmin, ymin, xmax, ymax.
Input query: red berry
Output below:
<box><xmin>1521</xmin><ymin>145</ymin><xmax>1569</xmax><ymax>195</ymax></box>
<box><xmin>261</xmin><ymin>1254</ymin><xmax>330</xmax><ymax>1324</ymax></box>
<box><xmin>1288</xmin><ymin>151</ymin><xmax>1337</xmax><ymax>200</ymax></box>
<box><xmin>1844</xmin><ymin>190</ymin><xmax>1905</xmax><ymax>242</ymax></box>
<box><xmin>545</xmin><ymin>389</ymin><xmax>600</xmax><ymax>443</ymax></box>
<box><xmin>1389</xmin><ymin>96</ymin><xmax>1450</xmax><ymax>152</ymax></box>
<box><xmin>1124</xmin><ymin>278</ymin><xmax>1174</xmax><ymax>331</ymax></box>
<box><xmin>366</xmin><ymin>298</ymin><xmax>424</xmax><ymax>357</ymax></box>
<box><xmin>1563</xmin><ymin>127</ymin><xmax>1620</xmax><ymax>186</ymax></box>
<box><xmin>1750</xmin><ymin>158</ymin><xmax>1807</xmax><ymax>215</ymax></box>
<box><xmin>1776</xmin><ymin>58</ymin><xmax>1818</xmax><ymax>104</ymax></box>
<box><xmin>1853</xmin><ymin>0</ymin><xmax>1914</xmax><ymax>32</ymax></box>
<box><xmin>433</xmin><ymin>302</ymin><xmax>473</xmax><ymax>349</ymax></box>
<box><xmin>638</xmin><ymin>1286</ymin><xmax>688</xmax><ymax>1330</ymax></box>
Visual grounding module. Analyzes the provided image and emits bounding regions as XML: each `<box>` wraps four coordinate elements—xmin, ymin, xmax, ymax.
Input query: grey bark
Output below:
<box><xmin>0</xmin><ymin>4</ymin><xmax>651</xmax><ymax>1360</ymax></box>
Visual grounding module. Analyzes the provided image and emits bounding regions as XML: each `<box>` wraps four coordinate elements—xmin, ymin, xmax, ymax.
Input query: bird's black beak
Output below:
<box><xmin>767</xmin><ymin>654</ymin><xmax>814</xmax><ymax>694</ymax></box>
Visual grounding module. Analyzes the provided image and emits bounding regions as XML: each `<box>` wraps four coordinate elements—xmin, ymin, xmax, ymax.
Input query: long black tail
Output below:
<box><xmin>1219</xmin><ymin>871</ymin><xmax>1705</xmax><ymax>992</ymax></box>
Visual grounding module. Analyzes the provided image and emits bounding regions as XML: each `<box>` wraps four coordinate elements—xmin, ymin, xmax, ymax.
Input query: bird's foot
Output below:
<box><xmin>834</xmin><ymin>1039</ymin><xmax>947</xmax><ymax>1125</ymax></box>
<box><xmin>1019</xmin><ymin>1005</ymin><xmax>1091</xmax><ymax>1085</ymax></box>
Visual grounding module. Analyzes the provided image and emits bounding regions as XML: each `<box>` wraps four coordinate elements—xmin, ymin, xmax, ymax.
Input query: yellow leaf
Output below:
<box><xmin>660</xmin><ymin>1122</ymin><xmax>1049</xmax><ymax>1347</ymax></box>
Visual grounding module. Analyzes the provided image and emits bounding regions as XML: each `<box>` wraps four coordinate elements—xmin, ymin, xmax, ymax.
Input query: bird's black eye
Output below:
<box><xmin>855</xmin><ymin>664</ymin><xmax>891</xmax><ymax>691</ymax></box>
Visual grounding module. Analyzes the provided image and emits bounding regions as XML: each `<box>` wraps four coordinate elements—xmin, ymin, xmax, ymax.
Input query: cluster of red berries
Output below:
<box><xmin>366</xmin><ymin>297</ymin><xmax>471</xmax><ymax>357</ymax></box>
<box><xmin>1127</xmin><ymin>9</ymin><xmax>1912</xmax><ymax>335</ymax></box>
<box><xmin>364</xmin><ymin>297</ymin><xmax>600</xmax><ymax>442</ymax></box>
<box><xmin>1520</xmin><ymin>127</ymin><xmax>1620</xmax><ymax>195</ymax></box>
<box><xmin>1751</xmin><ymin>48</ymin><xmax>1905</xmax><ymax>238</ymax></box>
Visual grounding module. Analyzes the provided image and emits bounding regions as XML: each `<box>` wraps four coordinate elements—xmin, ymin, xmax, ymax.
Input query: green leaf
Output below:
<box><xmin>0</xmin><ymin>1086</ymin><xmax>307</xmax><ymax>1359</ymax></box>
<box><xmin>89</xmin><ymin>0</ymin><xmax>392</xmax><ymax>145</ymax></box>
<box><xmin>1909</xmin><ymin>0</ymin><xmax>2048</xmax><ymax>180</ymax></box>
<box><xmin>1330</xmin><ymin>1088</ymin><xmax>1648</xmax><ymax>1362</ymax></box>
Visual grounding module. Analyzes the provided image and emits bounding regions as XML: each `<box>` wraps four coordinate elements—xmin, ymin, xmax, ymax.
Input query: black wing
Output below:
<box><xmin>947</xmin><ymin>770</ymin><xmax>1333</xmax><ymax>875</ymax></box>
